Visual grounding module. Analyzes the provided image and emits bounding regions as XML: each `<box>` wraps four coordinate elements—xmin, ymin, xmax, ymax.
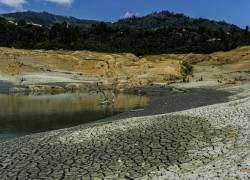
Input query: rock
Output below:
<box><xmin>28</xmin><ymin>85</ymin><xmax>65</xmax><ymax>93</ymax></box>
<box><xmin>65</xmin><ymin>83</ymin><xmax>88</xmax><ymax>91</ymax></box>
<box><xmin>9</xmin><ymin>87</ymin><xmax>28</xmax><ymax>92</ymax></box>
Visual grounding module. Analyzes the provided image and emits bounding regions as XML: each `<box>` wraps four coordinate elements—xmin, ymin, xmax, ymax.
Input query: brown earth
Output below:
<box><xmin>0</xmin><ymin>46</ymin><xmax>250</xmax><ymax>89</ymax></box>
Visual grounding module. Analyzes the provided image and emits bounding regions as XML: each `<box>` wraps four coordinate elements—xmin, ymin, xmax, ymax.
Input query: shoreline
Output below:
<box><xmin>0</xmin><ymin>92</ymin><xmax>249</xmax><ymax>179</ymax></box>
<box><xmin>0</xmin><ymin>83</ymin><xmax>233</xmax><ymax>141</ymax></box>
<box><xmin>102</xmin><ymin>86</ymin><xmax>232</xmax><ymax>122</ymax></box>
<box><xmin>0</xmin><ymin>81</ymin><xmax>250</xmax><ymax>179</ymax></box>
<box><xmin>0</xmin><ymin>36</ymin><xmax>250</xmax><ymax>179</ymax></box>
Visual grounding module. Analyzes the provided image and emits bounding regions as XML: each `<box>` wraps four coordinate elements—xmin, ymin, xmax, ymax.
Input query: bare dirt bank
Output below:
<box><xmin>0</xmin><ymin>46</ymin><xmax>249</xmax><ymax>92</ymax></box>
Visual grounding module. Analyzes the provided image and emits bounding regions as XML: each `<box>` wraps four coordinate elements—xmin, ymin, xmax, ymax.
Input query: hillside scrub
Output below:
<box><xmin>1</xmin><ymin>15</ymin><xmax>250</xmax><ymax>56</ymax></box>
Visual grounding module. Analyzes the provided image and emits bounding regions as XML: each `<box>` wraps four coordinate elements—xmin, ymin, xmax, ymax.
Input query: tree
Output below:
<box><xmin>0</xmin><ymin>17</ymin><xmax>250</xmax><ymax>55</ymax></box>
<box><xmin>17</xmin><ymin>20</ymin><xmax>26</xmax><ymax>26</ymax></box>
<box><xmin>245</xmin><ymin>25</ymin><xmax>249</xmax><ymax>32</ymax></box>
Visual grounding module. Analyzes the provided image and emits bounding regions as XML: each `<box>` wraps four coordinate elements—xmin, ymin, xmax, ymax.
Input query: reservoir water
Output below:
<box><xmin>0</xmin><ymin>90</ymin><xmax>149</xmax><ymax>140</ymax></box>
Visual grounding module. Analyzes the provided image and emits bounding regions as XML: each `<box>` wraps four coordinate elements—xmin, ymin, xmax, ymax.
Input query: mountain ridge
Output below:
<box><xmin>0</xmin><ymin>10</ymin><xmax>249</xmax><ymax>56</ymax></box>
<box><xmin>0</xmin><ymin>11</ymin><xmax>102</xmax><ymax>28</ymax></box>
<box><xmin>114</xmin><ymin>10</ymin><xmax>240</xmax><ymax>31</ymax></box>
<box><xmin>0</xmin><ymin>10</ymin><xmax>242</xmax><ymax>31</ymax></box>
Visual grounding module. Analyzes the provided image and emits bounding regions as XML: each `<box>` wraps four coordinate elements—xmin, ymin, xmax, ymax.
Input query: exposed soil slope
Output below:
<box><xmin>0</xmin><ymin>46</ymin><xmax>249</xmax><ymax>89</ymax></box>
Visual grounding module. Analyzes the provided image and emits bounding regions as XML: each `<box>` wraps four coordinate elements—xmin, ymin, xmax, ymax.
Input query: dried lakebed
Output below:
<box><xmin>0</xmin><ymin>96</ymin><xmax>249</xmax><ymax>179</ymax></box>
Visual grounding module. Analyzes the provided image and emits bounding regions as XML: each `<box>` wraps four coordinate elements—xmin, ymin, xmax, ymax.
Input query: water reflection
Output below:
<box><xmin>0</xmin><ymin>92</ymin><xmax>149</xmax><ymax>140</ymax></box>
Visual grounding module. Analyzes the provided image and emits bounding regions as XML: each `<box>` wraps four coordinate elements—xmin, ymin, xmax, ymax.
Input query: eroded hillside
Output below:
<box><xmin>0</xmin><ymin>46</ymin><xmax>250</xmax><ymax>90</ymax></box>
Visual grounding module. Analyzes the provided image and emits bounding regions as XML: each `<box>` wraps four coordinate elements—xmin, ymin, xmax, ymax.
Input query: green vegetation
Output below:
<box><xmin>1</xmin><ymin>11</ymin><xmax>101</xmax><ymax>28</ymax></box>
<box><xmin>114</xmin><ymin>11</ymin><xmax>239</xmax><ymax>31</ymax></box>
<box><xmin>0</xmin><ymin>11</ymin><xmax>250</xmax><ymax>55</ymax></box>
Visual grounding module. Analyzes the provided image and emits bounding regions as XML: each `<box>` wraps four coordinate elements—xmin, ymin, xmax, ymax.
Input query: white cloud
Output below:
<box><xmin>122</xmin><ymin>11</ymin><xmax>136</xmax><ymax>19</ymax></box>
<box><xmin>0</xmin><ymin>0</ymin><xmax>74</xmax><ymax>10</ymax></box>
<box><xmin>0</xmin><ymin>0</ymin><xmax>27</xmax><ymax>10</ymax></box>
<box><xmin>42</xmin><ymin>0</ymin><xmax>74</xmax><ymax>6</ymax></box>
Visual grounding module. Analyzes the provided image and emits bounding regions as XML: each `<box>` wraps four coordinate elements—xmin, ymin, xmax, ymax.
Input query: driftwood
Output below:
<box><xmin>97</xmin><ymin>82</ymin><xmax>115</xmax><ymax>105</ymax></box>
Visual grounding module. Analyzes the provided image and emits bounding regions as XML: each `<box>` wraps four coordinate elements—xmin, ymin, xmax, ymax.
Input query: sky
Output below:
<box><xmin>0</xmin><ymin>0</ymin><xmax>250</xmax><ymax>27</ymax></box>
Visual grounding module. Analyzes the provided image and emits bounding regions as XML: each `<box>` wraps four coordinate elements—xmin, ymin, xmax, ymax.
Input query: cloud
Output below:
<box><xmin>42</xmin><ymin>0</ymin><xmax>74</xmax><ymax>6</ymax></box>
<box><xmin>122</xmin><ymin>11</ymin><xmax>138</xmax><ymax>19</ymax></box>
<box><xmin>0</xmin><ymin>0</ymin><xmax>27</xmax><ymax>10</ymax></box>
<box><xmin>0</xmin><ymin>0</ymin><xmax>74</xmax><ymax>10</ymax></box>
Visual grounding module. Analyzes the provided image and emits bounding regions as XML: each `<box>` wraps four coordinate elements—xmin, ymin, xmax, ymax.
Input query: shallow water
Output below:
<box><xmin>0</xmin><ymin>92</ymin><xmax>149</xmax><ymax>140</ymax></box>
<box><xmin>0</xmin><ymin>80</ymin><xmax>13</xmax><ymax>94</ymax></box>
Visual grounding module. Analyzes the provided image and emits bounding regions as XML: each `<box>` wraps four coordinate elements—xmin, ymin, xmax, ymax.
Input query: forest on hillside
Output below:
<box><xmin>0</xmin><ymin>16</ymin><xmax>250</xmax><ymax>55</ymax></box>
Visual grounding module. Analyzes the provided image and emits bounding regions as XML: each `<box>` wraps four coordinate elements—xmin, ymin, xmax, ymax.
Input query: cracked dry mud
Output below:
<box><xmin>0</xmin><ymin>98</ymin><xmax>250</xmax><ymax>179</ymax></box>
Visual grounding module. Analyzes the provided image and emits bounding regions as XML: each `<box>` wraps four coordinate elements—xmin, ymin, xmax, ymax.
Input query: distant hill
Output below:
<box><xmin>114</xmin><ymin>11</ymin><xmax>240</xmax><ymax>31</ymax></box>
<box><xmin>1</xmin><ymin>10</ymin><xmax>241</xmax><ymax>32</ymax></box>
<box><xmin>0</xmin><ymin>10</ymin><xmax>249</xmax><ymax>56</ymax></box>
<box><xmin>0</xmin><ymin>11</ymin><xmax>102</xmax><ymax>28</ymax></box>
